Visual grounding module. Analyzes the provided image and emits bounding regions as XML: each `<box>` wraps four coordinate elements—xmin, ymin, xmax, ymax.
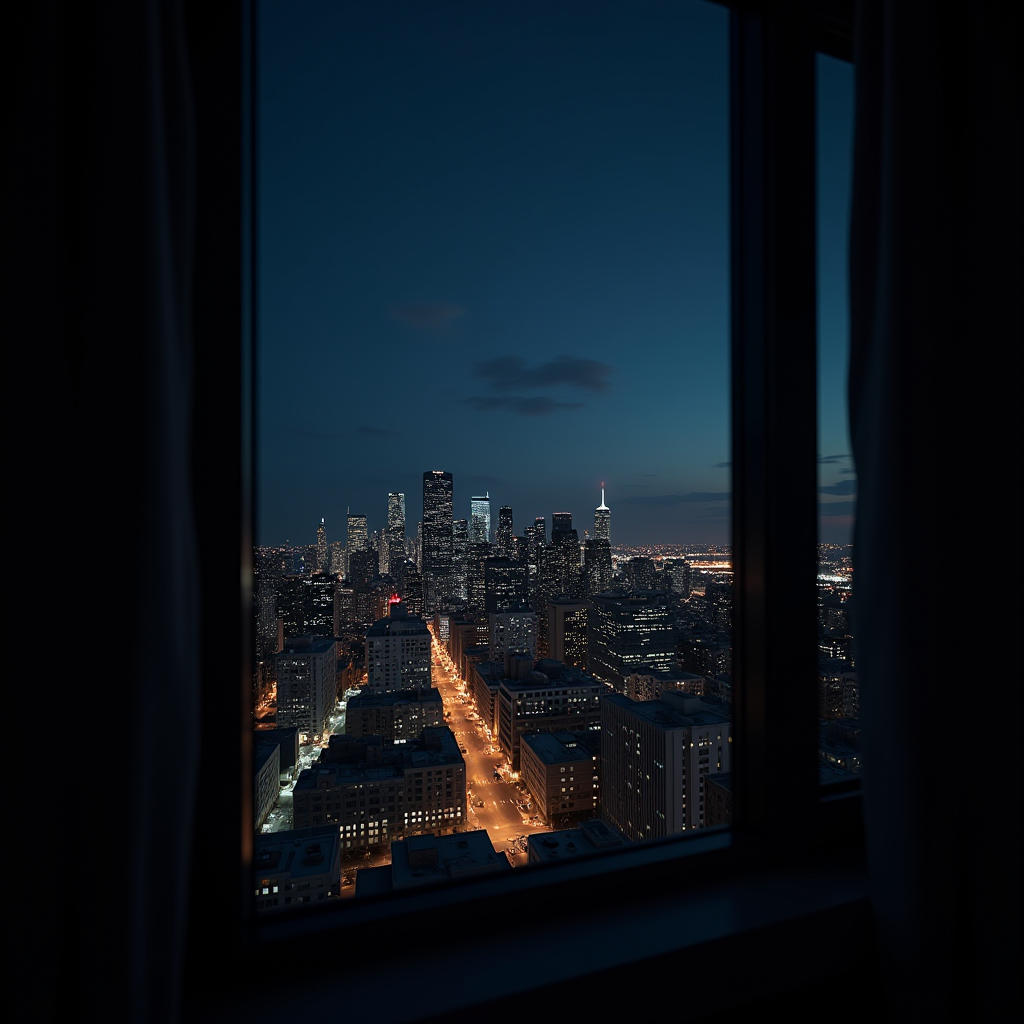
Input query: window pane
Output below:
<box><xmin>815</xmin><ymin>52</ymin><xmax>858</xmax><ymax>782</ymax></box>
<box><xmin>254</xmin><ymin>0</ymin><xmax>729</xmax><ymax>906</ymax></box>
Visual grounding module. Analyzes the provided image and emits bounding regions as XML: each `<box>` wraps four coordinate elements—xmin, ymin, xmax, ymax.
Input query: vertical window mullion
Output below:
<box><xmin>730</xmin><ymin>5</ymin><xmax>819</xmax><ymax>837</ymax></box>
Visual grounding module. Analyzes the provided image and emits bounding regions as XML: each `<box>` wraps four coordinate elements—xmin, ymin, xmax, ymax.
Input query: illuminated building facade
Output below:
<box><xmin>470</xmin><ymin>493</ymin><xmax>491</xmax><ymax>543</ymax></box>
<box><xmin>274</xmin><ymin>634</ymin><xmax>338</xmax><ymax>744</ymax></box>
<box><xmin>547</xmin><ymin>598</ymin><xmax>589</xmax><ymax>670</ymax></box>
<box><xmin>291</xmin><ymin>726</ymin><xmax>466</xmax><ymax>850</ymax></box>
<box><xmin>600</xmin><ymin>691</ymin><xmax>731</xmax><ymax>840</ymax></box>
<box><xmin>346</xmin><ymin>512</ymin><xmax>367</xmax><ymax>578</ymax></box>
<box><xmin>484</xmin><ymin>556</ymin><xmax>529</xmax><ymax>612</ymax></box>
<box><xmin>421</xmin><ymin>470</ymin><xmax>454</xmax><ymax>612</ymax></box>
<box><xmin>365</xmin><ymin>598</ymin><xmax>431</xmax><ymax>695</ymax></box>
<box><xmin>381</xmin><ymin>492</ymin><xmax>406</xmax><ymax>577</ymax></box>
<box><xmin>254</xmin><ymin>825</ymin><xmax>342</xmax><ymax>913</ymax></box>
<box><xmin>452</xmin><ymin>517</ymin><xmax>469</xmax><ymax>603</ymax></box>
<box><xmin>496</xmin><ymin>659</ymin><xmax>602</xmax><ymax>769</ymax></box>
<box><xmin>588</xmin><ymin>589</ymin><xmax>676</xmax><ymax>693</ymax></box>
<box><xmin>594</xmin><ymin>487</ymin><xmax>610</xmax><ymax>543</ymax></box>
<box><xmin>275</xmin><ymin>572</ymin><xmax>337</xmax><ymax>643</ymax></box>
<box><xmin>494</xmin><ymin>504</ymin><xmax>515</xmax><ymax>557</ymax></box>
<box><xmin>316</xmin><ymin>517</ymin><xmax>327</xmax><ymax>571</ymax></box>
<box><xmin>583</xmin><ymin>537</ymin><xmax>613</xmax><ymax>595</ymax></box>
<box><xmin>488</xmin><ymin>609</ymin><xmax>538</xmax><ymax>661</ymax></box>
<box><xmin>519</xmin><ymin>729</ymin><xmax>600</xmax><ymax>825</ymax></box>
<box><xmin>344</xmin><ymin>686</ymin><xmax>444</xmax><ymax>742</ymax></box>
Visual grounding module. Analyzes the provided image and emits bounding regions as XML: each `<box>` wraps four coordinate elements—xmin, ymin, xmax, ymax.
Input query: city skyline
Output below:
<box><xmin>257</xmin><ymin>1</ymin><xmax>854</xmax><ymax>549</ymax></box>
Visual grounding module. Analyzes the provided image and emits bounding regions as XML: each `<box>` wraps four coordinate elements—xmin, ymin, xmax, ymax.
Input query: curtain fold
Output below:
<box><xmin>33</xmin><ymin>3</ymin><xmax>200</xmax><ymax>1021</ymax></box>
<box><xmin>850</xmin><ymin>2</ymin><xmax>1023</xmax><ymax>1019</ymax></box>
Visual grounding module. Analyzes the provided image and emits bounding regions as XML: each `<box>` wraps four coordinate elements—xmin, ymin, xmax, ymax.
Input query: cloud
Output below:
<box><xmin>390</xmin><ymin>302</ymin><xmax>466</xmax><ymax>332</ymax></box>
<box><xmin>616</xmin><ymin>492</ymin><xmax>731</xmax><ymax>507</ymax></box>
<box><xmin>818</xmin><ymin>478</ymin><xmax>858</xmax><ymax>496</ymax></box>
<box><xmin>818</xmin><ymin>452</ymin><xmax>852</xmax><ymax>464</ymax></box>
<box><xmin>464</xmin><ymin>395</ymin><xmax>583</xmax><ymax>416</ymax></box>
<box><xmin>475</xmin><ymin>354</ymin><xmax>612</xmax><ymax>394</ymax></box>
<box><xmin>713</xmin><ymin>461</ymin><xmax>731</xmax><ymax>469</ymax></box>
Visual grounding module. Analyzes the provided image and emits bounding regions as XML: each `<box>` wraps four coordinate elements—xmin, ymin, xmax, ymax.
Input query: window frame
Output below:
<box><xmin>180</xmin><ymin>2</ymin><xmax>868</xmax><ymax>1018</ymax></box>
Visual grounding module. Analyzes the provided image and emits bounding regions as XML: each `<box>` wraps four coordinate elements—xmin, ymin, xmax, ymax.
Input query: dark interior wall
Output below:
<box><xmin>11</xmin><ymin>2</ymin><xmax>1021</xmax><ymax>1022</ymax></box>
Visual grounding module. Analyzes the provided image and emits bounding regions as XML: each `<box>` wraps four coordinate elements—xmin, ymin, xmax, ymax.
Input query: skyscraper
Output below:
<box><xmin>551</xmin><ymin>511</ymin><xmax>573</xmax><ymax>543</ymax></box>
<box><xmin>595</xmin><ymin>486</ymin><xmax>610</xmax><ymax>543</ymax></box>
<box><xmin>588</xmin><ymin>589</ymin><xmax>675</xmax><ymax>693</ymax></box>
<box><xmin>316</xmin><ymin>517</ymin><xmax>328</xmax><ymax>572</ymax></box>
<box><xmin>452</xmin><ymin>518</ymin><xmax>469</xmax><ymax>603</ymax></box>
<box><xmin>346</xmin><ymin>511</ymin><xmax>368</xmax><ymax>581</ymax></box>
<box><xmin>495</xmin><ymin>505</ymin><xmax>514</xmax><ymax>557</ymax></box>
<box><xmin>421</xmin><ymin>470</ymin><xmax>454</xmax><ymax>612</ymax></box>
<box><xmin>533</xmin><ymin>515</ymin><xmax>547</xmax><ymax>546</ymax></box>
<box><xmin>383</xmin><ymin>492</ymin><xmax>406</xmax><ymax>576</ymax></box>
<box><xmin>388</xmin><ymin>492</ymin><xmax>406</xmax><ymax>537</ymax></box>
<box><xmin>470</xmin><ymin>493</ymin><xmax>491</xmax><ymax>543</ymax></box>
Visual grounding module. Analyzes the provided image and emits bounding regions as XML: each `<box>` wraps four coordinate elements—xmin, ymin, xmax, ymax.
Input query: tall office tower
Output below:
<box><xmin>316</xmin><ymin>518</ymin><xmax>328</xmax><ymax>572</ymax></box>
<box><xmin>470</xmin><ymin>493</ymin><xmax>491</xmax><ymax>543</ymax></box>
<box><xmin>380</xmin><ymin>491</ymin><xmax>406</xmax><ymax>576</ymax></box>
<box><xmin>553</xmin><ymin>522</ymin><xmax>585</xmax><ymax>599</ymax></box>
<box><xmin>275</xmin><ymin>635</ymin><xmax>338</xmax><ymax>744</ymax></box>
<box><xmin>584</xmin><ymin>538</ymin><xmax>613</xmax><ymax>596</ymax></box>
<box><xmin>254</xmin><ymin>547</ymin><xmax>287</xmax><ymax>660</ymax></box>
<box><xmin>588</xmin><ymin>589</ymin><xmax>676</xmax><ymax>693</ymax></box>
<box><xmin>600</xmin><ymin>691</ymin><xmax>731</xmax><ymax>839</ymax></box>
<box><xmin>484</xmin><ymin>556</ymin><xmax>529</xmax><ymax>612</ymax></box>
<box><xmin>594</xmin><ymin>487</ymin><xmax>610</xmax><ymax>543</ymax></box>
<box><xmin>535</xmin><ymin>535</ymin><xmax>582</xmax><ymax>658</ymax></box>
<box><xmin>551</xmin><ymin>511</ymin><xmax>573</xmax><ymax>544</ymax></box>
<box><xmin>364</xmin><ymin>597</ymin><xmax>432</xmax><ymax>695</ymax></box>
<box><xmin>533</xmin><ymin>516</ymin><xmax>547</xmax><ymax>546</ymax></box>
<box><xmin>329</xmin><ymin>541</ymin><xmax>345</xmax><ymax>575</ymax></box>
<box><xmin>346</xmin><ymin>511</ymin><xmax>368</xmax><ymax>577</ymax></box>
<box><xmin>523</xmin><ymin>519</ymin><xmax>545</xmax><ymax>597</ymax></box>
<box><xmin>494</xmin><ymin>505</ymin><xmax>514</xmax><ymax>557</ymax></box>
<box><xmin>547</xmin><ymin>598</ymin><xmax>590</xmax><ymax>670</ymax></box>
<box><xmin>275</xmin><ymin>572</ymin><xmax>338</xmax><ymax>643</ymax></box>
<box><xmin>388</xmin><ymin>491</ymin><xmax>406</xmax><ymax>537</ymax></box>
<box><xmin>622</xmin><ymin>555</ymin><xmax>658</xmax><ymax>591</ymax></box>
<box><xmin>465</xmin><ymin>541</ymin><xmax>492</xmax><ymax>611</ymax></box>
<box><xmin>422</xmin><ymin>470</ymin><xmax>454</xmax><ymax>612</ymax></box>
<box><xmin>400</xmin><ymin>564</ymin><xmax>424</xmax><ymax>618</ymax></box>
<box><xmin>452</xmin><ymin>518</ymin><xmax>469</xmax><ymax>602</ymax></box>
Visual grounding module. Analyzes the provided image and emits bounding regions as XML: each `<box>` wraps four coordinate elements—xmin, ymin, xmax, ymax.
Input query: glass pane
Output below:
<box><xmin>815</xmin><ymin>52</ymin><xmax>858</xmax><ymax>783</ymax></box>
<box><xmin>253</xmin><ymin>0</ymin><xmax>729</xmax><ymax>908</ymax></box>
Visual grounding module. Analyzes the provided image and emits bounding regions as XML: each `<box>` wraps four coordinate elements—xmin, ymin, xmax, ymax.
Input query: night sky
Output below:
<box><xmin>256</xmin><ymin>0</ymin><xmax>854</xmax><ymax>549</ymax></box>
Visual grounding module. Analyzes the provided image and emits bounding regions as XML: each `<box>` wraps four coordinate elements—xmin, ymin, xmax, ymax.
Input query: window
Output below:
<box><xmin>180</xmin><ymin>1</ymin><xmax>870</xmax><ymax>1019</ymax></box>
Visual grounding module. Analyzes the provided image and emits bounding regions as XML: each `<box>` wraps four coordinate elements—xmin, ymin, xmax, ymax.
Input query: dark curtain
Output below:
<box><xmin>15</xmin><ymin>3</ymin><xmax>200</xmax><ymax>1022</ymax></box>
<box><xmin>850</xmin><ymin>2</ymin><xmax>1023</xmax><ymax>1020</ymax></box>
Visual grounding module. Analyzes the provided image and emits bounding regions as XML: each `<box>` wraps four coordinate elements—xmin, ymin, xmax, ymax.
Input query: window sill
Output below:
<box><xmin>187</xmin><ymin>793</ymin><xmax>871</xmax><ymax>1022</ymax></box>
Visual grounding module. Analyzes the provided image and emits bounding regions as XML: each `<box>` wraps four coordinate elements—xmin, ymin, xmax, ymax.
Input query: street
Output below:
<box><xmin>429</xmin><ymin>627</ymin><xmax>551</xmax><ymax>866</ymax></box>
